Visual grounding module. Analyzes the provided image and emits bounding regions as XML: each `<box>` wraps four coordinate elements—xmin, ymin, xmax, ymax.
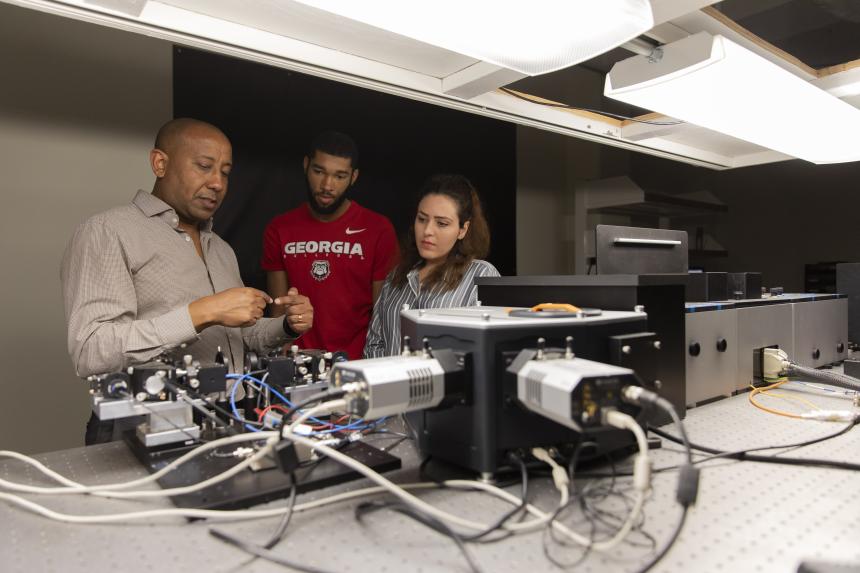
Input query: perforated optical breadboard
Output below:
<box><xmin>2</xmin><ymin>388</ymin><xmax>858</xmax><ymax>573</ymax></box>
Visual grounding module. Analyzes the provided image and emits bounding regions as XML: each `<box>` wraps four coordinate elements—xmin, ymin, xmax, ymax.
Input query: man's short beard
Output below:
<box><xmin>306</xmin><ymin>177</ymin><xmax>350</xmax><ymax>216</ymax></box>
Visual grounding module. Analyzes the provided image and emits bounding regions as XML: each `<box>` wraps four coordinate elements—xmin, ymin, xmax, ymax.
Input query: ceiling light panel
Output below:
<box><xmin>292</xmin><ymin>0</ymin><xmax>654</xmax><ymax>76</ymax></box>
<box><xmin>605</xmin><ymin>32</ymin><xmax>860</xmax><ymax>164</ymax></box>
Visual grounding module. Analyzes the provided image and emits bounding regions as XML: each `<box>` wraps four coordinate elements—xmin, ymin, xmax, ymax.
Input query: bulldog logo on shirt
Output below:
<box><xmin>310</xmin><ymin>259</ymin><xmax>331</xmax><ymax>282</ymax></box>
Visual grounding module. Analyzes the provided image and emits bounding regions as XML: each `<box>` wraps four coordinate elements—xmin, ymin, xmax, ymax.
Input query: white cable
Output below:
<box><xmin>44</xmin><ymin>401</ymin><xmax>336</xmax><ymax>499</ymax></box>
<box><xmin>0</xmin><ymin>481</ymin><xmax>486</xmax><ymax>525</ymax></box>
<box><xmin>0</xmin><ymin>467</ymin><xmax>637</xmax><ymax>546</ymax></box>
<box><xmin>282</xmin><ymin>427</ymin><xmax>491</xmax><ymax>531</ymax></box>
<box><xmin>0</xmin><ymin>432</ymin><xmax>278</xmax><ymax>495</ymax></box>
<box><xmin>0</xmin><ymin>404</ymin><xmax>650</xmax><ymax>549</ymax></box>
<box><xmin>290</xmin><ymin>399</ymin><xmax>346</xmax><ymax>430</ymax></box>
<box><xmin>0</xmin><ymin>401</ymin><xmax>344</xmax><ymax>500</ymax></box>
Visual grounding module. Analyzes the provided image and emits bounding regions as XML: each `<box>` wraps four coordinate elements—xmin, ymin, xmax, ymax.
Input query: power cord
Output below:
<box><xmin>650</xmin><ymin>422</ymin><xmax>860</xmax><ymax>472</ymax></box>
<box><xmin>621</xmin><ymin>387</ymin><xmax>698</xmax><ymax>573</ymax></box>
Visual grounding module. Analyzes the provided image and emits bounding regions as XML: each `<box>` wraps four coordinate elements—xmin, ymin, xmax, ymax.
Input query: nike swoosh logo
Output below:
<box><xmin>345</xmin><ymin>227</ymin><xmax>366</xmax><ymax>235</ymax></box>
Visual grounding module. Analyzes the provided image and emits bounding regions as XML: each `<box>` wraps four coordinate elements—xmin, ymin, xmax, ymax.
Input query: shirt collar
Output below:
<box><xmin>132</xmin><ymin>189</ymin><xmax>214</xmax><ymax>233</ymax></box>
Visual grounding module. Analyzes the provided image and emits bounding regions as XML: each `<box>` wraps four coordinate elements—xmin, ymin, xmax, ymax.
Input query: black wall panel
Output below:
<box><xmin>173</xmin><ymin>47</ymin><xmax>517</xmax><ymax>291</ymax></box>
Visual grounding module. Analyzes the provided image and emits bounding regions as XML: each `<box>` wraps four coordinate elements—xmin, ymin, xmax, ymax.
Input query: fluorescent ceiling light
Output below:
<box><xmin>292</xmin><ymin>0</ymin><xmax>654</xmax><ymax>76</ymax></box>
<box><xmin>605</xmin><ymin>32</ymin><xmax>860</xmax><ymax>164</ymax></box>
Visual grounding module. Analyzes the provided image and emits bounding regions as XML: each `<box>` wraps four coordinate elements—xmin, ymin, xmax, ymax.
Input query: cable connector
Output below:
<box><xmin>800</xmin><ymin>410</ymin><xmax>859</xmax><ymax>423</ymax></box>
<box><xmin>532</xmin><ymin>447</ymin><xmax>569</xmax><ymax>491</ymax></box>
<box><xmin>762</xmin><ymin>348</ymin><xmax>790</xmax><ymax>379</ymax></box>
<box><xmin>633</xmin><ymin>454</ymin><xmax>651</xmax><ymax>492</ymax></box>
<box><xmin>289</xmin><ymin>423</ymin><xmax>314</xmax><ymax>436</ymax></box>
<box><xmin>339</xmin><ymin>381</ymin><xmax>367</xmax><ymax>396</ymax></box>
<box><xmin>676</xmin><ymin>464</ymin><xmax>699</xmax><ymax>507</ymax></box>
<box><xmin>621</xmin><ymin>385</ymin><xmax>659</xmax><ymax>407</ymax></box>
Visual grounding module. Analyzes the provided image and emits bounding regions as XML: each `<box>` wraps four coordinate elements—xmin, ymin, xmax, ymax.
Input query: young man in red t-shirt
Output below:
<box><xmin>262</xmin><ymin>131</ymin><xmax>399</xmax><ymax>359</ymax></box>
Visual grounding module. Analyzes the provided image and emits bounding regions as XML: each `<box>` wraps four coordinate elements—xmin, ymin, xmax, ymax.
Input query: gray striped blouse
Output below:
<box><xmin>363</xmin><ymin>259</ymin><xmax>500</xmax><ymax>358</ymax></box>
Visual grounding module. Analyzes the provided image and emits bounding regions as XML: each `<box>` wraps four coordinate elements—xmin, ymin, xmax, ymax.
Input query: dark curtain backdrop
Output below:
<box><xmin>173</xmin><ymin>46</ymin><xmax>517</xmax><ymax>292</ymax></box>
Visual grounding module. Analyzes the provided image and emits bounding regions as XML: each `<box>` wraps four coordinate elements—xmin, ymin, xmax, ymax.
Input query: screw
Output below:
<box><xmin>189</xmin><ymin>378</ymin><xmax>200</xmax><ymax>389</ymax></box>
<box><xmin>622</xmin><ymin>345</ymin><xmax>632</xmax><ymax>355</ymax></box>
<box><xmin>653</xmin><ymin>341</ymin><xmax>662</xmax><ymax>350</ymax></box>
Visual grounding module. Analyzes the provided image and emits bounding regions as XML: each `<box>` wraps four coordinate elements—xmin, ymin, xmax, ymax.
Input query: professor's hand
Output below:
<box><xmin>189</xmin><ymin>287</ymin><xmax>273</xmax><ymax>331</ymax></box>
<box><xmin>275</xmin><ymin>287</ymin><xmax>314</xmax><ymax>335</ymax></box>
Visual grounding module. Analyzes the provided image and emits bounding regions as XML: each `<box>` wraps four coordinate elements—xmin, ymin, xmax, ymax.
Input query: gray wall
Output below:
<box><xmin>515</xmin><ymin>64</ymin><xmax>860</xmax><ymax>284</ymax></box>
<box><xmin>0</xmin><ymin>3</ymin><xmax>172</xmax><ymax>453</ymax></box>
<box><xmin>515</xmin><ymin>66</ymin><xmax>632</xmax><ymax>276</ymax></box>
<box><xmin>629</xmin><ymin>154</ymin><xmax>860</xmax><ymax>291</ymax></box>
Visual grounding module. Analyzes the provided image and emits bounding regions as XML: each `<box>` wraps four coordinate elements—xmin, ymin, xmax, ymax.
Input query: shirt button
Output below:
<box><xmin>173</xmin><ymin>217</ymin><xmax>178</xmax><ymax>224</ymax></box>
<box><xmin>185</xmin><ymin>236</ymin><xmax>191</xmax><ymax>242</ymax></box>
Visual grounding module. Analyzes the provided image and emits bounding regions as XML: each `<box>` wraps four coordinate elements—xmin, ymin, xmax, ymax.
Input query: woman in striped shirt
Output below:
<box><xmin>363</xmin><ymin>174</ymin><xmax>500</xmax><ymax>358</ymax></box>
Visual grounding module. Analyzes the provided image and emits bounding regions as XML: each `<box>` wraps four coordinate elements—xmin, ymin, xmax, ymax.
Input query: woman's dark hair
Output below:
<box><xmin>391</xmin><ymin>174</ymin><xmax>491</xmax><ymax>291</ymax></box>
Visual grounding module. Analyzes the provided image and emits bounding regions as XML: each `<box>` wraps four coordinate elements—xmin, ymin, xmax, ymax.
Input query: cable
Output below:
<box><xmin>279</xmin><ymin>388</ymin><xmax>348</xmax><ymax>425</ymax></box>
<box><xmin>355</xmin><ymin>501</ymin><xmax>484</xmax><ymax>573</ymax></box>
<box><xmin>650</xmin><ymin>422</ymin><xmax>860</xmax><ymax>472</ymax></box>
<box><xmin>227</xmin><ymin>374</ymin><xmax>359</xmax><ymax>431</ymax></box>
<box><xmin>209</xmin><ymin>529</ymin><xmax>336</xmax><ymax>573</ymax></box>
<box><xmin>748</xmin><ymin>378</ymin><xmax>804</xmax><ymax>419</ymax></box>
<box><xmin>632</xmin><ymin>506</ymin><xmax>688</xmax><ymax>573</ymax></box>
<box><xmin>580</xmin><ymin>419</ymin><xmax>860</xmax><ymax>479</ymax></box>
<box><xmin>0</xmin><ymin>431</ymin><xmax>278</xmax><ymax>495</ymax></box>
<box><xmin>499</xmin><ymin>87</ymin><xmax>685</xmax><ymax>126</ymax></box>
<box><xmin>209</xmin><ymin>472</ymin><xmax>305</xmax><ymax>570</ymax></box>
<box><xmin>619</xmin><ymin>387</ymin><xmax>697</xmax><ymax>572</ymax></box>
<box><xmin>459</xmin><ymin>452</ymin><xmax>529</xmax><ymax>543</ymax></box>
<box><xmin>787</xmin><ymin>363</ymin><xmax>860</xmax><ymax>392</ymax></box>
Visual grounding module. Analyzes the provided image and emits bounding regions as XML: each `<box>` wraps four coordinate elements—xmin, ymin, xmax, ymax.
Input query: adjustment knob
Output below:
<box><xmin>689</xmin><ymin>342</ymin><xmax>701</xmax><ymax>357</ymax></box>
<box><xmin>716</xmin><ymin>338</ymin><xmax>728</xmax><ymax>353</ymax></box>
<box><xmin>837</xmin><ymin>342</ymin><xmax>845</xmax><ymax>353</ymax></box>
<box><xmin>144</xmin><ymin>372</ymin><xmax>166</xmax><ymax>395</ymax></box>
<box><xmin>812</xmin><ymin>348</ymin><xmax>821</xmax><ymax>360</ymax></box>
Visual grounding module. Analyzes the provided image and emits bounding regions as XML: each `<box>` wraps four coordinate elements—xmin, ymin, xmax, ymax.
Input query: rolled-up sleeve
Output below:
<box><xmin>61</xmin><ymin>219</ymin><xmax>198</xmax><ymax>377</ymax></box>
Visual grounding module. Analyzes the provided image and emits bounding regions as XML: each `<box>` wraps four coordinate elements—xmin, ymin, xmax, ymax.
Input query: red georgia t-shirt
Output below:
<box><xmin>261</xmin><ymin>202</ymin><xmax>399</xmax><ymax>359</ymax></box>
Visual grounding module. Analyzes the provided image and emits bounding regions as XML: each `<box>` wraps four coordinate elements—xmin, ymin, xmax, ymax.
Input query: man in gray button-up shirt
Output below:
<box><xmin>61</xmin><ymin>118</ymin><xmax>314</xmax><ymax>387</ymax></box>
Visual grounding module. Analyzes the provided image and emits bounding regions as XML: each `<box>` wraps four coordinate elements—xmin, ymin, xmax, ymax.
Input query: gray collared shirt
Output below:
<box><xmin>363</xmin><ymin>259</ymin><xmax>500</xmax><ymax>358</ymax></box>
<box><xmin>61</xmin><ymin>190</ymin><xmax>289</xmax><ymax>378</ymax></box>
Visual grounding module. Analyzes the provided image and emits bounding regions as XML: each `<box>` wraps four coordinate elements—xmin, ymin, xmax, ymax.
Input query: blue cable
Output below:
<box><xmin>228</xmin><ymin>376</ymin><xmax>262</xmax><ymax>433</ymax></box>
<box><xmin>225</xmin><ymin>373</ymin><xmax>382</xmax><ymax>432</ymax></box>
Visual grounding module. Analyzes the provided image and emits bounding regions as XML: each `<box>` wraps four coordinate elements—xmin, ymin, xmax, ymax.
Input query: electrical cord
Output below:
<box><xmin>460</xmin><ymin>452</ymin><xmax>529</xmax><ymax>543</ymax></box>
<box><xmin>0</xmin><ymin>431</ymin><xmax>278</xmax><ymax>496</ymax></box>
<box><xmin>578</xmin><ymin>418</ymin><xmax>860</xmax><ymax>479</ymax></box>
<box><xmin>209</xmin><ymin>528</ymin><xmax>336</xmax><ymax>573</ymax></box>
<box><xmin>748</xmin><ymin>378</ymin><xmax>813</xmax><ymax>419</ymax></box>
<box><xmin>620</xmin><ymin>387</ymin><xmax>698</xmax><ymax>573</ymax></box>
<box><xmin>279</xmin><ymin>388</ymin><xmax>348</xmax><ymax>425</ymax></box>
<box><xmin>498</xmin><ymin>87</ymin><xmax>685</xmax><ymax>126</ymax></box>
<box><xmin>650</xmin><ymin>421</ymin><xmax>860</xmax><ymax>472</ymax></box>
<box><xmin>355</xmin><ymin>500</ymin><xmax>484</xmax><ymax>573</ymax></box>
<box><xmin>209</xmin><ymin>472</ymin><xmax>305</xmax><ymax>570</ymax></box>
<box><xmin>631</xmin><ymin>506</ymin><xmax>688</xmax><ymax>573</ymax></box>
<box><xmin>786</xmin><ymin>363</ymin><xmax>860</xmax><ymax>392</ymax></box>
